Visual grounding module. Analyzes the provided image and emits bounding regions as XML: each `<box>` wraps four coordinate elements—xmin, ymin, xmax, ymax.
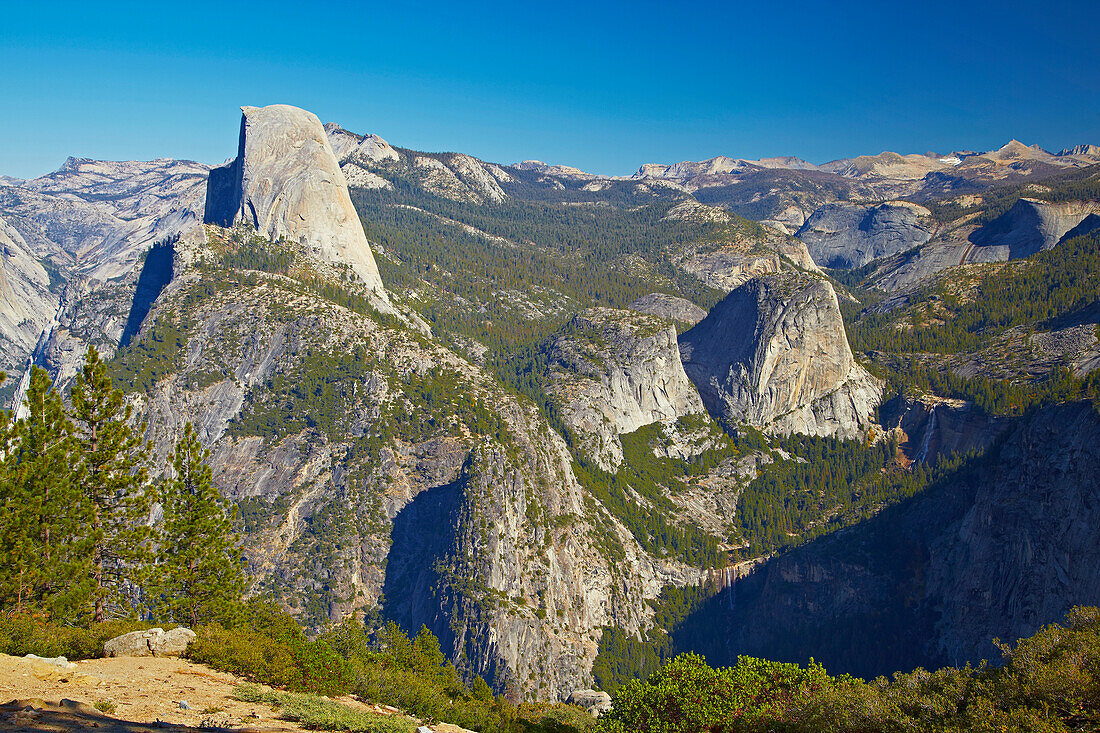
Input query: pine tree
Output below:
<box><xmin>70</xmin><ymin>346</ymin><xmax>152</xmax><ymax>623</ymax></box>
<box><xmin>469</xmin><ymin>674</ymin><xmax>494</xmax><ymax>702</ymax></box>
<box><xmin>148</xmin><ymin>422</ymin><xmax>244</xmax><ymax>626</ymax></box>
<box><xmin>0</xmin><ymin>368</ymin><xmax>90</xmax><ymax>619</ymax></box>
<box><xmin>411</xmin><ymin>624</ymin><xmax>447</xmax><ymax>675</ymax></box>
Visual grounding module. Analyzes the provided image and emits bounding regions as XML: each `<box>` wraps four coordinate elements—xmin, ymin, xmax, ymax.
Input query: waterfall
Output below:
<box><xmin>726</xmin><ymin>566</ymin><xmax>735</xmax><ymax>610</ymax></box>
<box><xmin>914</xmin><ymin>405</ymin><xmax>937</xmax><ymax>465</ymax></box>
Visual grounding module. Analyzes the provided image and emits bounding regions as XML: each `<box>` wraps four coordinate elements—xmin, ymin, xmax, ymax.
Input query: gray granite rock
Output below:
<box><xmin>797</xmin><ymin>201</ymin><xmax>936</xmax><ymax>269</ymax></box>
<box><xmin>205</xmin><ymin>105</ymin><xmax>387</xmax><ymax>299</ymax></box>
<box><xmin>546</xmin><ymin>308</ymin><xmax>706</xmax><ymax>470</ymax></box>
<box><xmin>103</xmin><ymin>627</ymin><xmax>195</xmax><ymax>658</ymax></box>
<box><xmin>0</xmin><ymin>214</ymin><xmax>58</xmax><ymax>379</ymax></box>
<box><xmin>566</xmin><ymin>689</ymin><xmax>612</xmax><ymax>715</ymax></box>
<box><xmin>679</xmin><ymin>271</ymin><xmax>881</xmax><ymax>437</ymax></box>
<box><xmin>628</xmin><ymin>293</ymin><xmax>707</xmax><ymax>325</ymax></box>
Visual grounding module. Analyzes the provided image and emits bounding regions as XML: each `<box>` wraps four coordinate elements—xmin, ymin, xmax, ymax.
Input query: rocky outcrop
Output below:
<box><xmin>324</xmin><ymin>123</ymin><xmax>400</xmax><ymax>166</ymax></box>
<box><xmin>0</xmin><ymin>215</ymin><xmax>58</xmax><ymax>379</ymax></box>
<box><xmin>204</xmin><ymin>105</ymin><xmax>387</xmax><ymax>298</ymax></box>
<box><xmin>406</xmin><ymin>154</ymin><xmax>507</xmax><ymax>204</ymax></box>
<box><xmin>796</xmin><ymin>201</ymin><xmax>936</xmax><ymax>269</ymax></box>
<box><xmin>681</xmin><ymin>401</ymin><xmax>1100</xmax><ymax>678</ymax></box>
<box><xmin>868</xmin><ymin>197</ymin><xmax>1100</xmax><ymax>292</ymax></box>
<box><xmin>566</xmin><ymin>689</ymin><xmax>612</xmax><ymax>715</ymax></box>
<box><xmin>968</xmin><ymin>198</ymin><xmax>1100</xmax><ymax>260</ymax></box>
<box><xmin>675</xmin><ymin>229</ymin><xmax>819</xmax><ymax>294</ymax></box>
<box><xmin>103</xmin><ymin>628</ymin><xmax>196</xmax><ymax>657</ymax></box>
<box><xmin>512</xmin><ymin>160</ymin><xmax>597</xmax><ymax>180</ymax></box>
<box><xmin>545</xmin><ymin>308</ymin><xmax>705</xmax><ymax>470</ymax></box>
<box><xmin>628</xmin><ymin>293</ymin><xmax>707</xmax><ymax>326</ymax></box>
<box><xmin>679</xmin><ymin>271</ymin><xmax>881</xmax><ymax>437</ymax></box>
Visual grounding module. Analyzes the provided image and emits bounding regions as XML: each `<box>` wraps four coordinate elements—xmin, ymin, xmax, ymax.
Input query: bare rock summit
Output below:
<box><xmin>628</xmin><ymin>293</ymin><xmax>708</xmax><ymax>326</ymax></box>
<box><xmin>796</xmin><ymin>200</ymin><xmax>937</xmax><ymax>269</ymax></box>
<box><xmin>679</xmin><ymin>271</ymin><xmax>881</xmax><ymax>437</ymax></box>
<box><xmin>205</xmin><ymin>104</ymin><xmax>387</xmax><ymax>299</ymax></box>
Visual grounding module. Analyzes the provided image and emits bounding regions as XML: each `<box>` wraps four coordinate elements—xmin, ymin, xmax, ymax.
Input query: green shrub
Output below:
<box><xmin>235</xmin><ymin>683</ymin><xmax>415</xmax><ymax>733</ymax></box>
<box><xmin>0</xmin><ymin>614</ymin><xmax>162</xmax><ymax>660</ymax></box>
<box><xmin>596</xmin><ymin>607</ymin><xmax>1100</xmax><ymax>733</ymax></box>
<box><xmin>598</xmin><ymin>653</ymin><xmax>830</xmax><ymax>733</ymax></box>
<box><xmin>187</xmin><ymin>600</ymin><xmax>356</xmax><ymax>696</ymax></box>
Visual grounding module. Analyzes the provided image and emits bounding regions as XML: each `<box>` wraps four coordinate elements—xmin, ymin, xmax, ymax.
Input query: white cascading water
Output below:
<box><xmin>726</xmin><ymin>566</ymin><xmax>735</xmax><ymax>610</ymax></box>
<box><xmin>914</xmin><ymin>405</ymin><xmax>937</xmax><ymax>465</ymax></box>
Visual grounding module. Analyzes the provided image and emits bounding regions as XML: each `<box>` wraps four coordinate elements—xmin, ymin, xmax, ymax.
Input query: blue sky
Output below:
<box><xmin>2</xmin><ymin>0</ymin><xmax>1098</xmax><ymax>178</ymax></box>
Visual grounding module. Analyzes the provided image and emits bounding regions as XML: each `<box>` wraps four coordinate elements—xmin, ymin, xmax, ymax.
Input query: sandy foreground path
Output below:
<box><xmin>0</xmin><ymin>654</ymin><xmax>466</xmax><ymax>732</ymax></box>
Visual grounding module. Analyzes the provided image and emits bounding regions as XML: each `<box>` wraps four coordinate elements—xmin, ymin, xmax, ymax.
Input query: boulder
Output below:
<box><xmin>566</xmin><ymin>689</ymin><xmax>612</xmax><ymax>715</ymax></box>
<box><xmin>22</xmin><ymin>655</ymin><xmax>75</xmax><ymax>670</ymax></box>
<box><xmin>157</xmin><ymin>627</ymin><xmax>198</xmax><ymax>656</ymax></box>
<box><xmin>679</xmin><ymin>271</ymin><xmax>881</xmax><ymax>437</ymax></box>
<box><xmin>103</xmin><ymin>627</ymin><xmax>196</xmax><ymax>658</ymax></box>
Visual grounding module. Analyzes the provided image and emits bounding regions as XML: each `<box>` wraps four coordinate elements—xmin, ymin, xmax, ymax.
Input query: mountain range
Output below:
<box><xmin>1</xmin><ymin>103</ymin><xmax>1099</xmax><ymax>699</ymax></box>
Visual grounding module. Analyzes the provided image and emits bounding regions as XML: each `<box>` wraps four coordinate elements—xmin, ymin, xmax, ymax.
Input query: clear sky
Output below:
<box><xmin>2</xmin><ymin>0</ymin><xmax>1098</xmax><ymax>179</ymax></box>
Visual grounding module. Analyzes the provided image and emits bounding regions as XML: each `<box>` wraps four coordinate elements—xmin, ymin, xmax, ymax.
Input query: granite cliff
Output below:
<box><xmin>796</xmin><ymin>201</ymin><xmax>936</xmax><ymax>269</ymax></box>
<box><xmin>205</xmin><ymin>105</ymin><xmax>388</xmax><ymax>300</ymax></box>
<box><xmin>679</xmin><ymin>271</ymin><xmax>881</xmax><ymax>437</ymax></box>
<box><xmin>544</xmin><ymin>308</ymin><xmax>706</xmax><ymax>470</ymax></box>
<box><xmin>679</xmin><ymin>400</ymin><xmax>1100</xmax><ymax>678</ymax></box>
<box><xmin>0</xmin><ymin>214</ymin><xmax>58</xmax><ymax>382</ymax></box>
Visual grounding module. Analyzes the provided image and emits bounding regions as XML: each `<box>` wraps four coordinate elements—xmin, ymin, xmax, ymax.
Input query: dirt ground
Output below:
<box><xmin>0</xmin><ymin>653</ymin><xmax>447</xmax><ymax>732</ymax></box>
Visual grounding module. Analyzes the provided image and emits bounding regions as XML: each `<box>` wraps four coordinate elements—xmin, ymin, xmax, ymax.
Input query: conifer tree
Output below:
<box><xmin>149</xmin><ymin>422</ymin><xmax>244</xmax><ymax>626</ymax></box>
<box><xmin>70</xmin><ymin>346</ymin><xmax>152</xmax><ymax>623</ymax></box>
<box><xmin>0</xmin><ymin>368</ymin><xmax>90</xmax><ymax>618</ymax></box>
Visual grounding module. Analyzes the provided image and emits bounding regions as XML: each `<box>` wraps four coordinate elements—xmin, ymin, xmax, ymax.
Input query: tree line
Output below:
<box><xmin>0</xmin><ymin>347</ymin><xmax>244</xmax><ymax>627</ymax></box>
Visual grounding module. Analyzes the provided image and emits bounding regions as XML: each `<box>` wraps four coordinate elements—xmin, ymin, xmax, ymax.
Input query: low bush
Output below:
<box><xmin>234</xmin><ymin>683</ymin><xmax>415</xmax><ymax>733</ymax></box>
<box><xmin>0</xmin><ymin>614</ymin><xmax>162</xmax><ymax>660</ymax></box>
<box><xmin>187</xmin><ymin>600</ymin><xmax>356</xmax><ymax>696</ymax></box>
<box><xmin>596</xmin><ymin>607</ymin><xmax>1100</xmax><ymax>733</ymax></box>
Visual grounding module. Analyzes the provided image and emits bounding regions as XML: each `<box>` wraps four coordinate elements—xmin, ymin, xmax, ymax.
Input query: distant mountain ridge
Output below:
<box><xmin>542</xmin><ymin>139</ymin><xmax>1100</xmax><ymax>182</ymax></box>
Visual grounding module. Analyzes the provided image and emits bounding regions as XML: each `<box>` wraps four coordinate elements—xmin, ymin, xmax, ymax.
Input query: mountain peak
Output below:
<box><xmin>1058</xmin><ymin>144</ymin><xmax>1100</xmax><ymax>158</ymax></box>
<box><xmin>204</xmin><ymin>104</ymin><xmax>388</xmax><ymax>299</ymax></box>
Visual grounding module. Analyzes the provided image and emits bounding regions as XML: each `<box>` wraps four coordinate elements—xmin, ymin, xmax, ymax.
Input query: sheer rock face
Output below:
<box><xmin>0</xmin><ymin>214</ymin><xmax>58</xmax><ymax>377</ymax></box>
<box><xmin>968</xmin><ymin>198</ymin><xmax>1100</xmax><ymax>260</ymax></box>
<box><xmin>545</xmin><ymin>308</ymin><xmax>706</xmax><ymax>470</ymax></box>
<box><xmin>124</xmin><ymin>260</ymin><xmax>694</xmax><ymax>700</ymax></box>
<box><xmin>679</xmin><ymin>272</ymin><xmax>881</xmax><ymax>437</ymax></box>
<box><xmin>698</xmin><ymin>401</ymin><xmax>1100</xmax><ymax>678</ymax></box>
<box><xmin>205</xmin><ymin>105</ymin><xmax>387</xmax><ymax>298</ymax></box>
<box><xmin>796</xmin><ymin>201</ymin><xmax>936</xmax><ymax>269</ymax></box>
